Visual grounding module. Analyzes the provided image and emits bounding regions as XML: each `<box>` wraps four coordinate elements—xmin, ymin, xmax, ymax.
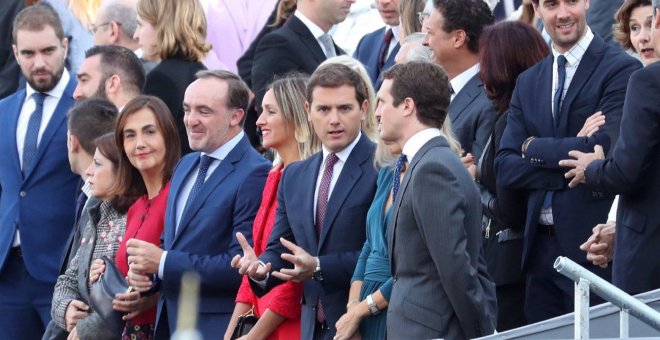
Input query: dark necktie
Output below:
<box><xmin>377</xmin><ymin>28</ymin><xmax>394</xmax><ymax>72</ymax></box>
<box><xmin>392</xmin><ymin>154</ymin><xmax>408</xmax><ymax>202</ymax></box>
<box><xmin>314</xmin><ymin>152</ymin><xmax>338</xmax><ymax>324</ymax></box>
<box><xmin>184</xmin><ymin>155</ymin><xmax>213</xmax><ymax>211</ymax></box>
<box><xmin>22</xmin><ymin>92</ymin><xmax>47</xmax><ymax>176</ymax></box>
<box><xmin>73</xmin><ymin>191</ymin><xmax>88</xmax><ymax>226</ymax></box>
<box><xmin>553</xmin><ymin>55</ymin><xmax>567</xmax><ymax>127</ymax></box>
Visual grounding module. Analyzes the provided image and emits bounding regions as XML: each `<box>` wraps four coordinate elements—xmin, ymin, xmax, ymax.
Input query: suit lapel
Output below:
<box><xmin>6</xmin><ymin>91</ymin><xmax>26</xmax><ymax>178</ymax></box>
<box><xmin>449</xmin><ymin>75</ymin><xmax>481</xmax><ymax>123</ymax></box>
<box><xmin>302</xmin><ymin>154</ymin><xmax>322</xmax><ymax>253</ymax></box>
<box><xmin>536</xmin><ymin>57</ymin><xmax>556</xmax><ymax>136</ymax></box>
<box><xmin>287</xmin><ymin>16</ymin><xmax>327</xmax><ymax>63</ymax></box>
<box><xmin>164</xmin><ymin>156</ymin><xmax>197</xmax><ymax>248</ymax></box>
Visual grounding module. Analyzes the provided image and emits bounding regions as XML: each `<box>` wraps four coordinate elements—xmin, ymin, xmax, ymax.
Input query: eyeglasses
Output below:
<box><xmin>417</xmin><ymin>12</ymin><xmax>430</xmax><ymax>26</ymax></box>
<box><xmin>90</xmin><ymin>21</ymin><xmax>121</xmax><ymax>34</ymax></box>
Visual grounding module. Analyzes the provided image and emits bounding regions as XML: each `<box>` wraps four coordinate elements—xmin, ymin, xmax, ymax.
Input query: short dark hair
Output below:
<box><xmin>67</xmin><ymin>99</ymin><xmax>119</xmax><ymax>155</ymax></box>
<box><xmin>114</xmin><ymin>95</ymin><xmax>181</xmax><ymax>199</ymax></box>
<box><xmin>195</xmin><ymin>70</ymin><xmax>250</xmax><ymax>126</ymax></box>
<box><xmin>614</xmin><ymin>0</ymin><xmax>653</xmax><ymax>51</ymax></box>
<box><xmin>94</xmin><ymin>132</ymin><xmax>135</xmax><ymax>213</ymax></box>
<box><xmin>433</xmin><ymin>0</ymin><xmax>494</xmax><ymax>53</ymax></box>
<box><xmin>382</xmin><ymin>61</ymin><xmax>450</xmax><ymax>128</ymax></box>
<box><xmin>13</xmin><ymin>3</ymin><xmax>65</xmax><ymax>43</ymax></box>
<box><xmin>479</xmin><ymin>21</ymin><xmax>549</xmax><ymax>115</ymax></box>
<box><xmin>85</xmin><ymin>45</ymin><xmax>146</xmax><ymax>95</ymax></box>
<box><xmin>306</xmin><ymin>64</ymin><xmax>367</xmax><ymax>106</ymax></box>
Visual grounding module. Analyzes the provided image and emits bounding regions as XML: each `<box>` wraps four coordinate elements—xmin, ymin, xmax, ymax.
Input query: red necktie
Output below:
<box><xmin>377</xmin><ymin>28</ymin><xmax>394</xmax><ymax>72</ymax></box>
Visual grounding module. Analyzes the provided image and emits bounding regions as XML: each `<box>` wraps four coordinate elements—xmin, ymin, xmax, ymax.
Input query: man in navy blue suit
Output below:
<box><xmin>353</xmin><ymin>0</ymin><xmax>401</xmax><ymax>89</ymax></box>
<box><xmin>0</xmin><ymin>4</ymin><xmax>79</xmax><ymax>339</ymax></box>
<box><xmin>495</xmin><ymin>0</ymin><xmax>641</xmax><ymax>323</ymax></box>
<box><xmin>560</xmin><ymin>0</ymin><xmax>660</xmax><ymax>296</ymax></box>
<box><xmin>126</xmin><ymin>70</ymin><xmax>270</xmax><ymax>338</ymax></box>
<box><xmin>233</xmin><ymin>64</ymin><xmax>378</xmax><ymax>340</ymax></box>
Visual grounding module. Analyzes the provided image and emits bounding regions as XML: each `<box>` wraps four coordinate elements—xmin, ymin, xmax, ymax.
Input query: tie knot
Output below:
<box><xmin>33</xmin><ymin>92</ymin><xmax>47</xmax><ymax>106</ymax></box>
<box><xmin>556</xmin><ymin>55</ymin><xmax>567</xmax><ymax>68</ymax></box>
<box><xmin>319</xmin><ymin>33</ymin><xmax>336</xmax><ymax>58</ymax></box>
<box><xmin>325</xmin><ymin>153</ymin><xmax>339</xmax><ymax>169</ymax></box>
<box><xmin>199</xmin><ymin>155</ymin><xmax>213</xmax><ymax>170</ymax></box>
<box><xmin>396</xmin><ymin>154</ymin><xmax>408</xmax><ymax>170</ymax></box>
<box><xmin>383</xmin><ymin>28</ymin><xmax>394</xmax><ymax>43</ymax></box>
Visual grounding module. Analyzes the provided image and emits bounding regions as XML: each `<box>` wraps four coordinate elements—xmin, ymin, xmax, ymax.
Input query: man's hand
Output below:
<box><xmin>559</xmin><ymin>145</ymin><xmax>605</xmax><ymax>188</ymax></box>
<box><xmin>231</xmin><ymin>232</ymin><xmax>271</xmax><ymax>281</ymax></box>
<box><xmin>272</xmin><ymin>238</ymin><xmax>316</xmax><ymax>282</ymax></box>
<box><xmin>126</xmin><ymin>239</ymin><xmax>163</xmax><ymax>275</ymax></box>
<box><xmin>89</xmin><ymin>258</ymin><xmax>105</xmax><ymax>284</ymax></box>
<box><xmin>335</xmin><ymin>303</ymin><xmax>367</xmax><ymax>340</ymax></box>
<box><xmin>67</xmin><ymin>326</ymin><xmax>79</xmax><ymax>340</ymax></box>
<box><xmin>113</xmin><ymin>290</ymin><xmax>159</xmax><ymax>320</ymax></box>
<box><xmin>577</xmin><ymin>111</ymin><xmax>605</xmax><ymax>137</ymax></box>
<box><xmin>580</xmin><ymin>221</ymin><xmax>616</xmax><ymax>268</ymax></box>
<box><xmin>461</xmin><ymin>153</ymin><xmax>477</xmax><ymax>180</ymax></box>
<box><xmin>64</xmin><ymin>300</ymin><xmax>89</xmax><ymax>332</ymax></box>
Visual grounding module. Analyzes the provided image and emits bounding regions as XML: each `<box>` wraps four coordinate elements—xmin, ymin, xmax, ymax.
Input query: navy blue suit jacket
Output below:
<box><xmin>0</xmin><ymin>77</ymin><xmax>78</xmax><ymax>283</ymax></box>
<box><xmin>495</xmin><ymin>35</ymin><xmax>641</xmax><ymax>267</ymax></box>
<box><xmin>585</xmin><ymin>63</ymin><xmax>660</xmax><ymax>294</ymax></box>
<box><xmin>157</xmin><ymin>135</ymin><xmax>270</xmax><ymax>338</ymax></box>
<box><xmin>353</xmin><ymin>27</ymin><xmax>400</xmax><ymax>89</ymax></box>
<box><xmin>253</xmin><ymin>134</ymin><xmax>377</xmax><ymax>339</ymax></box>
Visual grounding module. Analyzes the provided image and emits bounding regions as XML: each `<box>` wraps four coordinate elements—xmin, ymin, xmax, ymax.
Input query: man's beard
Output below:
<box><xmin>93</xmin><ymin>77</ymin><xmax>108</xmax><ymax>100</ymax></box>
<box><xmin>25</xmin><ymin>64</ymin><xmax>64</xmax><ymax>92</ymax></box>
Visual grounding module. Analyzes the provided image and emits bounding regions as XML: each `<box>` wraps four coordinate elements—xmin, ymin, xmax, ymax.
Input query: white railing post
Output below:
<box><xmin>575</xmin><ymin>278</ymin><xmax>590</xmax><ymax>339</ymax></box>
<box><xmin>620</xmin><ymin>309</ymin><xmax>630</xmax><ymax>338</ymax></box>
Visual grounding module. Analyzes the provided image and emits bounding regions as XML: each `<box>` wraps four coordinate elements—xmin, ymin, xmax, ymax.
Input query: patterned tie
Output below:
<box><xmin>377</xmin><ymin>28</ymin><xmax>394</xmax><ymax>72</ymax></box>
<box><xmin>393</xmin><ymin>154</ymin><xmax>408</xmax><ymax>203</ymax></box>
<box><xmin>184</xmin><ymin>155</ymin><xmax>213</xmax><ymax>211</ymax></box>
<box><xmin>319</xmin><ymin>33</ymin><xmax>337</xmax><ymax>58</ymax></box>
<box><xmin>553</xmin><ymin>55</ymin><xmax>567</xmax><ymax>126</ymax></box>
<box><xmin>315</xmin><ymin>153</ymin><xmax>338</xmax><ymax>324</ymax></box>
<box><xmin>22</xmin><ymin>92</ymin><xmax>47</xmax><ymax>176</ymax></box>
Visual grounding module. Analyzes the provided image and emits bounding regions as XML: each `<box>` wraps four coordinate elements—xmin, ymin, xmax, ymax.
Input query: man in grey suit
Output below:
<box><xmin>422</xmin><ymin>0</ymin><xmax>496</xmax><ymax>160</ymax></box>
<box><xmin>378</xmin><ymin>62</ymin><xmax>496</xmax><ymax>339</ymax></box>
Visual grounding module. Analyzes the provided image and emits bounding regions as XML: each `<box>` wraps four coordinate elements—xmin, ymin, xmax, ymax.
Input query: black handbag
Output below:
<box><xmin>89</xmin><ymin>256</ymin><xmax>128</xmax><ymax>337</ymax></box>
<box><xmin>230</xmin><ymin>307</ymin><xmax>259</xmax><ymax>340</ymax></box>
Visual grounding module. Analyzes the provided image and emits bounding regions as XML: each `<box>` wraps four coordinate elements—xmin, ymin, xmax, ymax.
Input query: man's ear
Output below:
<box><xmin>105</xmin><ymin>74</ymin><xmax>121</xmax><ymax>95</ymax></box>
<box><xmin>402</xmin><ymin>97</ymin><xmax>415</xmax><ymax>118</ymax></box>
<box><xmin>453</xmin><ymin>30</ymin><xmax>467</xmax><ymax>49</ymax></box>
<box><xmin>109</xmin><ymin>21</ymin><xmax>121</xmax><ymax>44</ymax></box>
<box><xmin>360</xmin><ymin>99</ymin><xmax>369</xmax><ymax>121</ymax></box>
<box><xmin>69</xmin><ymin>134</ymin><xmax>80</xmax><ymax>153</ymax></box>
<box><xmin>305</xmin><ymin>101</ymin><xmax>312</xmax><ymax>122</ymax></box>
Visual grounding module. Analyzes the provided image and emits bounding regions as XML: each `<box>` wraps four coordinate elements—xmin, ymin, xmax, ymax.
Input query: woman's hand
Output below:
<box><xmin>461</xmin><ymin>153</ymin><xmax>477</xmax><ymax>179</ymax></box>
<box><xmin>577</xmin><ymin>111</ymin><xmax>605</xmax><ymax>137</ymax></box>
<box><xmin>112</xmin><ymin>290</ymin><xmax>159</xmax><ymax>320</ymax></box>
<box><xmin>334</xmin><ymin>305</ymin><xmax>364</xmax><ymax>340</ymax></box>
<box><xmin>67</xmin><ymin>326</ymin><xmax>79</xmax><ymax>340</ymax></box>
<box><xmin>64</xmin><ymin>300</ymin><xmax>89</xmax><ymax>332</ymax></box>
<box><xmin>89</xmin><ymin>258</ymin><xmax>106</xmax><ymax>284</ymax></box>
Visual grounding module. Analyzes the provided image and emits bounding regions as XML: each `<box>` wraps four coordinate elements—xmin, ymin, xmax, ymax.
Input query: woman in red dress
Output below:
<box><xmin>89</xmin><ymin>95</ymin><xmax>181</xmax><ymax>339</ymax></box>
<box><xmin>224</xmin><ymin>75</ymin><xmax>320</xmax><ymax>340</ymax></box>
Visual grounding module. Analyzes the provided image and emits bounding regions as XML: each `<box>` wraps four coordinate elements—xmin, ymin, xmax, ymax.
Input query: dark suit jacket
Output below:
<box><xmin>143</xmin><ymin>56</ymin><xmax>206</xmax><ymax>155</ymax></box>
<box><xmin>387</xmin><ymin>136</ymin><xmax>496</xmax><ymax>340</ymax></box>
<box><xmin>0</xmin><ymin>76</ymin><xmax>79</xmax><ymax>282</ymax></box>
<box><xmin>251</xmin><ymin>15</ymin><xmax>345</xmax><ymax>113</ymax></box>
<box><xmin>449</xmin><ymin>74</ymin><xmax>497</xmax><ymax>160</ymax></box>
<box><xmin>585</xmin><ymin>63</ymin><xmax>660</xmax><ymax>294</ymax></box>
<box><xmin>156</xmin><ymin>136</ymin><xmax>270</xmax><ymax>338</ymax></box>
<box><xmin>587</xmin><ymin>0</ymin><xmax>624</xmax><ymax>44</ymax></box>
<box><xmin>495</xmin><ymin>35</ymin><xmax>641</xmax><ymax>266</ymax></box>
<box><xmin>0</xmin><ymin>0</ymin><xmax>23</xmax><ymax>99</ymax></box>
<box><xmin>253</xmin><ymin>134</ymin><xmax>377</xmax><ymax>339</ymax></box>
<box><xmin>353</xmin><ymin>27</ymin><xmax>400</xmax><ymax>89</ymax></box>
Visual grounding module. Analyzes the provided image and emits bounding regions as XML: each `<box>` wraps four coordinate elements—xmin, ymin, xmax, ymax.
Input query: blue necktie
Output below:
<box><xmin>553</xmin><ymin>55</ymin><xmax>567</xmax><ymax>127</ymax></box>
<box><xmin>22</xmin><ymin>92</ymin><xmax>47</xmax><ymax>176</ymax></box>
<box><xmin>184</xmin><ymin>155</ymin><xmax>213</xmax><ymax>211</ymax></box>
<box><xmin>393</xmin><ymin>154</ymin><xmax>408</xmax><ymax>202</ymax></box>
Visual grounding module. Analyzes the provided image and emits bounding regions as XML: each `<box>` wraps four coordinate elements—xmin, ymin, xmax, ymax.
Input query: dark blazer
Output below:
<box><xmin>387</xmin><ymin>136</ymin><xmax>496</xmax><ymax>340</ymax></box>
<box><xmin>495</xmin><ymin>35</ymin><xmax>641</xmax><ymax>266</ymax></box>
<box><xmin>156</xmin><ymin>135</ymin><xmax>270</xmax><ymax>339</ymax></box>
<box><xmin>143</xmin><ymin>57</ymin><xmax>206</xmax><ymax>155</ymax></box>
<box><xmin>0</xmin><ymin>0</ymin><xmax>23</xmax><ymax>99</ymax></box>
<box><xmin>0</xmin><ymin>76</ymin><xmax>79</xmax><ymax>281</ymax></box>
<box><xmin>253</xmin><ymin>134</ymin><xmax>377</xmax><ymax>340</ymax></box>
<box><xmin>251</xmin><ymin>15</ymin><xmax>344</xmax><ymax>113</ymax></box>
<box><xmin>353</xmin><ymin>27</ymin><xmax>400</xmax><ymax>89</ymax></box>
<box><xmin>584</xmin><ymin>63</ymin><xmax>660</xmax><ymax>295</ymax></box>
<box><xmin>449</xmin><ymin>74</ymin><xmax>497</xmax><ymax>160</ymax></box>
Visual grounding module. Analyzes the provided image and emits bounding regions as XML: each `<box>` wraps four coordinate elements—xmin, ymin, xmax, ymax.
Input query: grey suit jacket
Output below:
<box><xmin>449</xmin><ymin>74</ymin><xmax>497</xmax><ymax>160</ymax></box>
<box><xmin>387</xmin><ymin>136</ymin><xmax>496</xmax><ymax>340</ymax></box>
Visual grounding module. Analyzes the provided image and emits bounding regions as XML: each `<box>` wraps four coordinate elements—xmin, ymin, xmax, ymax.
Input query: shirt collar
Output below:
<box><xmin>402</xmin><ymin>128</ymin><xmax>441</xmax><ymax>161</ymax></box>
<box><xmin>82</xmin><ymin>177</ymin><xmax>92</xmax><ymax>197</ymax></box>
<box><xmin>25</xmin><ymin>68</ymin><xmax>70</xmax><ymax>102</ymax></box>
<box><xmin>202</xmin><ymin>130</ymin><xmax>245</xmax><ymax>161</ymax></box>
<box><xmin>386</xmin><ymin>25</ymin><xmax>400</xmax><ymax>45</ymax></box>
<box><xmin>321</xmin><ymin>131</ymin><xmax>362</xmax><ymax>164</ymax></box>
<box><xmin>450</xmin><ymin>63</ymin><xmax>479</xmax><ymax>95</ymax></box>
<box><xmin>551</xmin><ymin>26</ymin><xmax>594</xmax><ymax>66</ymax></box>
<box><xmin>294</xmin><ymin>10</ymin><xmax>327</xmax><ymax>38</ymax></box>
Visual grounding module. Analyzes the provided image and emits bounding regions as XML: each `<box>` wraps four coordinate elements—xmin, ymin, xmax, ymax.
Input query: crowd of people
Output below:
<box><xmin>1</xmin><ymin>0</ymin><xmax>659</xmax><ymax>339</ymax></box>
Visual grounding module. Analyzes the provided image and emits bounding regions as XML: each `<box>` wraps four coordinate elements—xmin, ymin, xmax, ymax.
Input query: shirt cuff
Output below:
<box><xmin>248</xmin><ymin>260</ymin><xmax>269</xmax><ymax>288</ymax></box>
<box><xmin>158</xmin><ymin>251</ymin><xmax>167</xmax><ymax>279</ymax></box>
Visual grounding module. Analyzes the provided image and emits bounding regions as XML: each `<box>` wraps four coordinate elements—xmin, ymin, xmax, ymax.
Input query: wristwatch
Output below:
<box><xmin>366</xmin><ymin>294</ymin><xmax>380</xmax><ymax>315</ymax></box>
<box><xmin>312</xmin><ymin>257</ymin><xmax>323</xmax><ymax>281</ymax></box>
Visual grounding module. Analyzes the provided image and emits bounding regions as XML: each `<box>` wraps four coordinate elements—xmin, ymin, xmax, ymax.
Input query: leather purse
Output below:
<box><xmin>89</xmin><ymin>256</ymin><xmax>128</xmax><ymax>337</ymax></box>
<box><xmin>230</xmin><ymin>307</ymin><xmax>259</xmax><ymax>340</ymax></box>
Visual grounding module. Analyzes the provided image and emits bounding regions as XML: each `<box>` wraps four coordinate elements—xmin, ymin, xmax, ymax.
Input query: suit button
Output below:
<box><xmin>19</xmin><ymin>191</ymin><xmax>26</xmax><ymax>198</ymax></box>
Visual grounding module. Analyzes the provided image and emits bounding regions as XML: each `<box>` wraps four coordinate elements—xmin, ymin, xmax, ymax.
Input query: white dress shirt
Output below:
<box><xmin>294</xmin><ymin>11</ymin><xmax>334</xmax><ymax>57</ymax></box>
<box><xmin>450</xmin><ymin>63</ymin><xmax>479</xmax><ymax>102</ymax></box>
<box><xmin>13</xmin><ymin>69</ymin><xmax>71</xmax><ymax>247</ymax></box>
<box><xmin>402</xmin><ymin>128</ymin><xmax>442</xmax><ymax>161</ymax></box>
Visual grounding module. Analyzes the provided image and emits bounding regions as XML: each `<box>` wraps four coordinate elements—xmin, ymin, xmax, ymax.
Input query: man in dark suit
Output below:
<box><xmin>353</xmin><ymin>0</ymin><xmax>401</xmax><ymax>89</ymax></box>
<box><xmin>559</xmin><ymin>0</ymin><xmax>660</xmax><ymax>296</ymax></box>
<box><xmin>245</xmin><ymin>0</ymin><xmax>352</xmax><ymax>148</ymax></box>
<box><xmin>0</xmin><ymin>0</ymin><xmax>23</xmax><ymax>99</ymax></box>
<box><xmin>423</xmin><ymin>0</ymin><xmax>496</xmax><ymax>161</ymax></box>
<box><xmin>233</xmin><ymin>64</ymin><xmax>378</xmax><ymax>339</ymax></box>
<box><xmin>379</xmin><ymin>62</ymin><xmax>496</xmax><ymax>340</ymax></box>
<box><xmin>0</xmin><ymin>5</ymin><xmax>79</xmax><ymax>339</ymax></box>
<box><xmin>495</xmin><ymin>0</ymin><xmax>641</xmax><ymax>322</ymax></box>
<box><xmin>126</xmin><ymin>70</ymin><xmax>270</xmax><ymax>338</ymax></box>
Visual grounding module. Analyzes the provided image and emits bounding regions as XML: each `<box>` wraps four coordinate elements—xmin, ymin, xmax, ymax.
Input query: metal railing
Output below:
<box><xmin>554</xmin><ymin>256</ymin><xmax>660</xmax><ymax>339</ymax></box>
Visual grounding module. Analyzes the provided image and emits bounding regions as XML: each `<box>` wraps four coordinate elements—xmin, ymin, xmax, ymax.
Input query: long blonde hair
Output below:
<box><xmin>67</xmin><ymin>0</ymin><xmax>102</xmax><ymax>28</ymax></box>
